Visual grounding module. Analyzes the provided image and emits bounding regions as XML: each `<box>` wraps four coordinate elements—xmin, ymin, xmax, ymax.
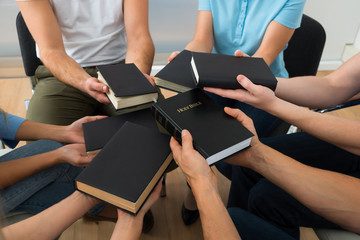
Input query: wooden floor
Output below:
<box><xmin>3</xmin><ymin>70</ymin><xmax>359</xmax><ymax>239</ymax></box>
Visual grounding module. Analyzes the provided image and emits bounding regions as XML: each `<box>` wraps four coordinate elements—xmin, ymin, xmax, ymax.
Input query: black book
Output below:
<box><xmin>83</xmin><ymin>108</ymin><xmax>158</xmax><ymax>154</ymax></box>
<box><xmin>154</xmin><ymin>50</ymin><xmax>197</xmax><ymax>93</ymax></box>
<box><xmin>152</xmin><ymin>88</ymin><xmax>253</xmax><ymax>165</ymax></box>
<box><xmin>76</xmin><ymin>121</ymin><xmax>173</xmax><ymax>215</ymax></box>
<box><xmin>97</xmin><ymin>63</ymin><xmax>158</xmax><ymax>110</ymax></box>
<box><xmin>190</xmin><ymin>52</ymin><xmax>278</xmax><ymax>91</ymax></box>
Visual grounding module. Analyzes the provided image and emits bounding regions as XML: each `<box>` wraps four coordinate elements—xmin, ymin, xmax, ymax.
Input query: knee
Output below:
<box><xmin>215</xmin><ymin>161</ymin><xmax>232</xmax><ymax>180</ymax></box>
<box><xmin>247</xmin><ymin>180</ymin><xmax>284</xmax><ymax>221</ymax></box>
<box><xmin>30</xmin><ymin>139</ymin><xmax>63</xmax><ymax>152</ymax></box>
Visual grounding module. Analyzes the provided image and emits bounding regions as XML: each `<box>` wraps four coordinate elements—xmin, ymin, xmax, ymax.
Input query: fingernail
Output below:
<box><xmin>102</xmin><ymin>86</ymin><xmax>107</xmax><ymax>92</ymax></box>
<box><xmin>182</xmin><ymin>130</ymin><xmax>187</xmax><ymax>137</ymax></box>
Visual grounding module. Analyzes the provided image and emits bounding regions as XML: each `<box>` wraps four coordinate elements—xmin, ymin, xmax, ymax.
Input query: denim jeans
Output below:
<box><xmin>216</xmin><ymin>132</ymin><xmax>360</xmax><ymax>239</ymax></box>
<box><xmin>0</xmin><ymin>140</ymin><xmax>83</xmax><ymax>214</ymax></box>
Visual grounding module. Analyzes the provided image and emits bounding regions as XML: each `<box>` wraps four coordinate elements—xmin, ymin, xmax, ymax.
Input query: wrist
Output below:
<box><xmin>73</xmin><ymin>191</ymin><xmax>100</xmax><ymax>207</ymax></box>
<box><xmin>113</xmin><ymin>210</ymin><xmax>142</xmax><ymax>240</ymax></box>
<box><xmin>77</xmin><ymin>73</ymin><xmax>94</xmax><ymax>93</ymax></box>
<box><xmin>247</xmin><ymin>143</ymin><xmax>272</xmax><ymax>173</ymax></box>
<box><xmin>190</xmin><ymin>175</ymin><xmax>219</xmax><ymax>201</ymax></box>
<box><xmin>49</xmin><ymin>148</ymin><xmax>64</xmax><ymax>165</ymax></box>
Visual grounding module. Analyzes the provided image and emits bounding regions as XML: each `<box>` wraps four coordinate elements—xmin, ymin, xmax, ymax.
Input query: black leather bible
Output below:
<box><xmin>154</xmin><ymin>50</ymin><xmax>197</xmax><ymax>93</ymax></box>
<box><xmin>152</xmin><ymin>88</ymin><xmax>253</xmax><ymax>165</ymax></box>
<box><xmin>83</xmin><ymin>108</ymin><xmax>158</xmax><ymax>154</ymax></box>
<box><xmin>190</xmin><ymin>52</ymin><xmax>278</xmax><ymax>91</ymax></box>
<box><xmin>97</xmin><ymin>63</ymin><xmax>158</xmax><ymax>110</ymax></box>
<box><xmin>76</xmin><ymin>121</ymin><xmax>172</xmax><ymax>215</ymax></box>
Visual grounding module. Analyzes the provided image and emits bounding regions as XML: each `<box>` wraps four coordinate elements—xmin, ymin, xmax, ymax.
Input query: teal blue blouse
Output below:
<box><xmin>198</xmin><ymin>0</ymin><xmax>305</xmax><ymax>78</ymax></box>
<box><xmin>0</xmin><ymin>112</ymin><xmax>26</xmax><ymax>148</ymax></box>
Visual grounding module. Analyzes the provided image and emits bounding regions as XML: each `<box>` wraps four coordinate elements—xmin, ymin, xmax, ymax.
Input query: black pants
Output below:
<box><xmin>216</xmin><ymin>132</ymin><xmax>360</xmax><ymax>239</ymax></box>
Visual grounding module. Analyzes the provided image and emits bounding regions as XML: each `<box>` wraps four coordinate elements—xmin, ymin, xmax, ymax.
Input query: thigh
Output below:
<box><xmin>228</xmin><ymin>207</ymin><xmax>295</xmax><ymax>240</ymax></box>
<box><xmin>248</xmin><ymin>178</ymin><xmax>346</xmax><ymax>238</ymax></box>
<box><xmin>27</xmin><ymin>67</ymin><xmax>101</xmax><ymax>125</ymax></box>
<box><xmin>12</xmin><ymin>181</ymin><xmax>77</xmax><ymax>215</ymax></box>
<box><xmin>227</xmin><ymin>165</ymin><xmax>263</xmax><ymax>209</ymax></box>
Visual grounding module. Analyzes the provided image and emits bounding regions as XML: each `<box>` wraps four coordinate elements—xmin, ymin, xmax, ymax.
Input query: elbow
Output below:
<box><xmin>38</xmin><ymin>48</ymin><xmax>66</xmax><ymax>65</ymax></box>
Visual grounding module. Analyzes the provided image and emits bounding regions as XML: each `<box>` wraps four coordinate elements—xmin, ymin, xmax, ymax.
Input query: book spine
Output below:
<box><xmin>151</xmin><ymin>105</ymin><xmax>182</xmax><ymax>142</ymax></box>
<box><xmin>151</xmin><ymin>104</ymin><xmax>212</xmax><ymax>161</ymax></box>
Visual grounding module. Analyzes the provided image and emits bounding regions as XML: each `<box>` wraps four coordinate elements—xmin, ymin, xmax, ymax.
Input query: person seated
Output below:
<box><xmin>201</xmin><ymin>52</ymin><xmax>360</xmax><ymax>238</ymax></box>
<box><xmin>167</xmin><ymin>0</ymin><xmax>305</xmax><ymax>224</ymax></box>
<box><xmin>171</xmin><ymin>129</ymin><xmax>295</xmax><ymax>239</ymax></box>
<box><xmin>16</xmin><ymin>0</ymin><xmax>155</xmax><ymax>126</ymax></box>
<box><xmin>0</xmin><ymin>109</ymin><xmax>104</xmax><ymax>217</ymax></box>
<box><xmin>1</xmin><ymin>181</ymin><xmax>162</xmax><ymax>240</ymax></box>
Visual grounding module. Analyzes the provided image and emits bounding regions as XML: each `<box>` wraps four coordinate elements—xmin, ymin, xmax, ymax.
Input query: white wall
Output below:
<box><xmin>2</xmin><ymin>0</ymin><xmax>360</xmax><ymax>70</ymax></box>
<box><xmin>304</xmin><ymin>0</ymin><xmax>360</xmax><ymax>70</ymax></box>
<box><xmin>149</xmin><ymin>0</ymin><xmax>198</xmax><ymax>65</ymax></box>
<box><xmin>0</xmin><ymin>0</ymin><xmax>21</xmax><ymax>57</ymax></box>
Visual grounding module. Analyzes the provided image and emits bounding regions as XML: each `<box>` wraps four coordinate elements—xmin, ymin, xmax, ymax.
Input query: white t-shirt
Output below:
<box><xmin>18</xmin><ymin>0</ymin><xmax>126</xmax><ymax>67</ymax></box>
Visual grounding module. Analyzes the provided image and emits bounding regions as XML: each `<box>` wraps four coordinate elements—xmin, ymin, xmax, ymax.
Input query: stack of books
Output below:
<box><xmin>76</xmin><ymin>52</ymin><xmax>276</xmax><ymax>214</ymax></box>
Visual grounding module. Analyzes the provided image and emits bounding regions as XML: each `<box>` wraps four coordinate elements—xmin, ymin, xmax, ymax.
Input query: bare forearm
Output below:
<box><xmin>126</xmin><ymin>37</ymin><xmax>154</xmax><ymax>74</ymax></box>
<box><xmin>185</xmin><ymin>39</ymin><xmax>213</xmax><ymax>53</ymax></box>
<box><xmin>15</xmin><ymin>120</ymin><xmax>67</xmax><ymax>142</ymax></box>
<box><xmin>41</xmin><ymin>49</ymin><xmax>91</xmax><ymax>91</ymax></box>
<box><xmin>2</xmin><ymin>191</ymin><xmax>98</xmax><ymax>240</ymax></box>
<box><xmin>110</xmin><ymin>213</ymin><xmax>143</xmax><ymax>240</ymax></box>
<box><xmin>192</xmin><ymin>178</ymin><xmax>241</xmax><ymax>240</ymax></box>
<box><xmin>276</xmin><ymin>54</ymin><xmax>360</xmax><ymax>108</ymax></box>
<box><xmin>266</xmin><ymin>98</ymin><xmax>360</xmax><ymax>154</ymax></box>
<box><xmin>0</xmin><ymin>150</ymin><xmax>61</xmax><ymax>188</ymax></box>
<box><xmin>250</xmin><ymin>144</ymin><xmax>360</xmax><ymax>233</ymax></box>
<box><xmin>275</xmin><ymin>76</ymin><xmax>345</xmax><ymax>108</ymax></box>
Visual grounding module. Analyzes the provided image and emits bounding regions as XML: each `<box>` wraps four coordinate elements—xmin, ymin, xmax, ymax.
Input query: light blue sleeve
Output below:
<box><xmin>274</xmin><ymin>0</ymin><xmax>306</xmax><ymax>29</ymax></box>
<box><xmin>0</xmin><ymin>112</ymin><xmax>26</xmax><ymax>148</ymax></box>
<box><xmin>198</xmin><ymin>0</ymin><xmax>211</xmax><ymax>11</ymax></box>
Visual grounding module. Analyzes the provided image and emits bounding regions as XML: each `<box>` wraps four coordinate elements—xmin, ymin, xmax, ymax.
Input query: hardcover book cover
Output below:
<box><xmin>190</xmin><ymin>52</ymin><xmax>278</xmax><ymax>91</ymax></box>
<box><xmin>76</xmin><ymin>121</ymin><xmax>173</xmax><ymax>215</ymax></box>
<box><xmin>97</xmin><ymin>63</ymin><xmax>158</xmax><ymax>110</ymax></box>
<box><xmin>154</xmin><ymin>50</ymin><xmax>197</xmax><ymax>93</ymax></box>
<box><xmin>83</xmin><ymin>108</ymin><xmax>158</xmax><ymax>154</ymax></box>
<box><xmin>152</xmin><ymin>88</ymin><xmax>253</xmax><ymax>165</ymax></box>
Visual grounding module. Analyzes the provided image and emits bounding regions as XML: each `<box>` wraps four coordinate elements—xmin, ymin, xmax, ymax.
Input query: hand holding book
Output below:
<box><xmin>83</xmin><ymin>76</ymin><xmax>111</xmax><ymax>104</ymax></box>
<box><xmin>97</xmin><ymin>64</ymin><xmax>158</xmax><ymax>110</ymax></box>
<box><xmin>205</xmin><ymin>74</ymin><xmax>278</xmax><ymax>114</ymax></box>
<box><xmin>170</xmin><ymin>130</ymin><xmax>216</xmax><ymax>189</ymax></box>
<box><xmin>190</xmin><ymin>52</ymin><xmax>278</xmax><ymax>90</ymax></box>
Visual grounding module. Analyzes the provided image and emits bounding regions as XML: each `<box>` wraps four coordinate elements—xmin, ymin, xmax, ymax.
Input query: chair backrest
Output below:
<box><xmin>284</xmin><ymin>14</ymin><xmax>326</xmax><ymax>77</ymax></box>
<box><xmin>16</xmin><ymin>12</ymin><xmax>42</xmax><ymax>77</ymax></box>
<box><xmin>270</xmin><ymin>14</ymin><xmax>326</xmax><ymax>136</ymax></box>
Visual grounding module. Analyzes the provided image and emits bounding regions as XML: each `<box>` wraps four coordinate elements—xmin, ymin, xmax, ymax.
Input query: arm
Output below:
<box><xmin>252</xmin><ymin>20</ymin><xmax>295</xmax><ymax>66</ymax></box>
<box><xmin>275</xmin><ymin>53</ymin><xmax>360</xmax><ymax>108</ymax></box>
<box><xmin>15</xmin><ymin>116</ymin><xmax>107</xmax><ymax>143</ymax></box>
<box><xmin>16</xmin><ymin>0</ymin><xmax>110</xmax><ymax>103</ymax></box>
<box><xmin>205</xmin><ymin>76</ymin><xmax>360</xmax><ymax>155</ymax></box>
<box><xmin>110</xmin><ymin>180</ymin><xmax>162</xmax><ymax>240</ymax></box>
<box><xmin>2</xmin><ymin>191</ymin><xmax>99</xmax><ymax>240</ymax></box>
<box><xmin>185</xmin><ymin>11</ymin><xmax>214</xmax><ymax>53</ymax></box>
<box><xmin>0</xmin><ymin>144</ymin><xmax>95</xmax><ymax>188</ymax></box>
<box><xmin>224</xmin><ymin>107</ymin><xmax>360</xmax><ymax>234</ymax></box>
<box><xmin>170</xmin><ymin>131</ymin><xmax>241</xmax><ymax>240</ymax></box>
<box><xmin>123</xmin><ymin>0</ymin><xmax>154</xmax><ymax>75</ymax></box>
<box><xmin>168</xmin><ymin>11</ymin><xmax>214</xmax><ymax>61</ymax></box>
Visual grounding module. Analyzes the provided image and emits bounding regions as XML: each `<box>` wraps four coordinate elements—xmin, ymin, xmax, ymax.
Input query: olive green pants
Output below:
<box><xmin>27</xmin><ymin>65</ymin><xmax>163</xmax><ymax>125</ymax></box>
